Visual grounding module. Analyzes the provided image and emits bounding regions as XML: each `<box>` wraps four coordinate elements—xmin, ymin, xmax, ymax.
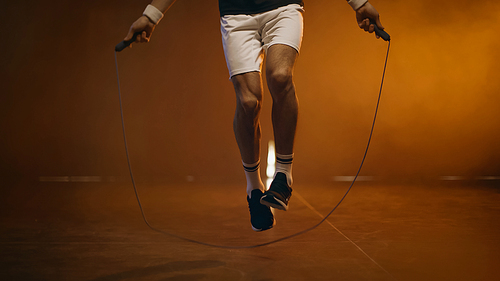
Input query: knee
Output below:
<box><xmin>232</xmin><ymin>74</ymin><xmax>263</xmax><ymax>116</ymax></box>
<box><xmin>268</xmin><ymin>68</ymin><xmax>294</xmax><ymax>96</ymax></box>
<box><xmin>238</xmin><ymin>94</ymin><xmax>262</xmax><ymax>115</ymax></box>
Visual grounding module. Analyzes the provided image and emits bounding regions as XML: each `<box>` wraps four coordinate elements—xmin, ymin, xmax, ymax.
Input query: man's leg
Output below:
<box><xmin>231</xmin><ymin>71</ymin><xmax>263</xmax><ymax>169</ymax></box>
<box><xmin>266</xmin><ymin>44</ymin><xmax>299</xmax><ymax>158</ymax></box>
<box><xmin>260</xmin><ymin>44</ymin><xmax>298</xmax><ymax>211</ymax></box>
<box><xmin>232</xmin><ymin>71</ymin><xmax>265</xmax><ymax>197</ymax></box>
<box><xmin>232</xmin><ymin>71</ymin><xmax>275</xmax><ymax>231</ymax></box>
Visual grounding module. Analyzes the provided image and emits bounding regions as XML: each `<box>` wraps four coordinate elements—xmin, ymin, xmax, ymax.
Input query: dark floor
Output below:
<box><xmin>1</xmin><ymin>180</ymin><xmax>499</xmax><ymax>280</ymax></box>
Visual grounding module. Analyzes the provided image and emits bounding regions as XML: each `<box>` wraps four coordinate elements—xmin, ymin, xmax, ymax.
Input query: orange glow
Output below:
<box><xmin>1</xmin><ymin>0</ymin><xmax>499</xmax><ymax>183</ymax></box>
<box><xmin>266</xmin><ymin>140</ymin><xmax>275</xmax><ymax>189</ymax></box>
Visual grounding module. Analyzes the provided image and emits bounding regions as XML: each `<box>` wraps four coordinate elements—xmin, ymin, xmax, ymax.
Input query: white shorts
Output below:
<box><xmin>220</xmin><ymin>4</ymin><xmax>304</xmax><ymax>78</ymax></box>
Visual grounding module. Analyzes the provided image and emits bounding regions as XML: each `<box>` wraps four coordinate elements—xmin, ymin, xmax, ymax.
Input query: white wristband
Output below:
<box><xmin>143</xmin><ymin>4</ymin><xmax>164</xmax><ymax>25</ymax></box>
<box><xmin>348</xmin><ymin>0</ymin><xmax>369</xmax><ymax>11</ymax></box>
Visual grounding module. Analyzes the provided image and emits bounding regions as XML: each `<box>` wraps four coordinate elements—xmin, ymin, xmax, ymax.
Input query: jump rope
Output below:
<box><xmin>114</xmin><ymin>20</ymin><xmax>390</xmax><ymax>249</ymax></box>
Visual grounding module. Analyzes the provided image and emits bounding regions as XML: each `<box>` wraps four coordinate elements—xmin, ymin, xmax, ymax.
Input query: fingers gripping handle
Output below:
<box><xmin>370</xmin><ymin>19</ymin><xmax>390</xmax><ymax>41</ymax></box>
<box><xmin>115</xmin><ymin>32</ymin><xmax>142</xmax><ymax>52</ymax></box>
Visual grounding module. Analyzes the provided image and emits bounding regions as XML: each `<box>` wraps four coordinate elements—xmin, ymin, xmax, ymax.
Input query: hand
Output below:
<box><xmin>124</xmin><ymin>16</ymin><xmax>156</xmax><ymax>45</ymax></box>
<box><xmin>355</xmin><ymin>2</ymin><xmax>384</xmax><ymax>39</ymax></box>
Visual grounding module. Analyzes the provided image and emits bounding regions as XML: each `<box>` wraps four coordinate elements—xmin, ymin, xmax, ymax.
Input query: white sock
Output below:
<box><xmin>275</xmin><ymin>153</ymin><xmax>293</xmax><ymax>186</ymax></box>
<box><xmin>243</xmin><ymin>160</ymin><xmax>265</xmax><ymax>198</ymax></box>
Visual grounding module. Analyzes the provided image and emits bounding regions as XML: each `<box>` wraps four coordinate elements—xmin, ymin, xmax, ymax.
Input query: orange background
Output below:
<box><xmin>1</xmin><ymin>0</ymin><xmax>499</xmax><ymax>184</ymax></box>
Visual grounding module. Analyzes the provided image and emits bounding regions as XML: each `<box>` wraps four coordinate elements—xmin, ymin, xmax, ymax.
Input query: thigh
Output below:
<box><xmin>231</xmin><ymin>71</ymin><xmax>263</xmax><ymax>101</ymax></box>
<box><xmin>266</xmin><ymin>44</ymin><xmax>298</xmax><ymax>79</ymax></box>
<box><xmin>220</xmin><ymin>15</ymin><xmax>264</xmax><ymax>78</ymax></box>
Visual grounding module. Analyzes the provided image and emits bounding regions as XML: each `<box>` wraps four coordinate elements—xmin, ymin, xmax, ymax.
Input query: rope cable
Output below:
<box><xmin>113</xmin><ymin>40</ymin><xmax>390</xmax><ymax>249</ymax></box>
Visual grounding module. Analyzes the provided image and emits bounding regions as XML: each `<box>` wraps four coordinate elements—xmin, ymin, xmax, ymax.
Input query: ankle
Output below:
<box><xmin>275</xmin><ymin>153</ymin><xmax>294</xmax><ymax>186</ymax></box>
<box><xmin>243</xmin><ymin>160</ymin><xmax>265</xmax><ymax>198</ymax></box>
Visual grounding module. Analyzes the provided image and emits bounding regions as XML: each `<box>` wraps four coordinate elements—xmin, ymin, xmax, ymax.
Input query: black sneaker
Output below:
<box><xmin>247</xmin><ymin>189</ymin><xmax>275</xmax><ymax>232</ymax></box>
<box><xmin>260</xmin><ymin>172</ymin><xmax>292</xmax><ymax>211</ymax></box>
